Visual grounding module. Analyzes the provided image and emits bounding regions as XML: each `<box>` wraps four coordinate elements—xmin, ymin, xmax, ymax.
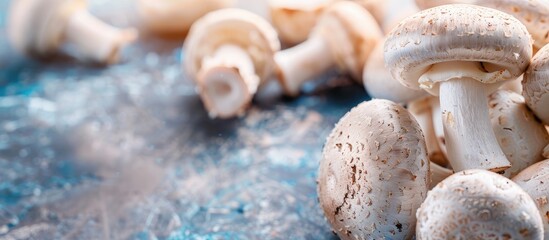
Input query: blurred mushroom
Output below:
<box><xmin>489</xmin><ymin>90</ymin><xmax>549</xmax><ymax>177</ymax></box>
<box><xmin>269</xmin><ymin>0</ymin><xmax>337</xmax><ymax>46</ymax></box>
<box><xmin>417</xmin><ymin>169</ymin><xmax>544</xmax><ymax>239</ymax></box>
<box><xmin>318</xmin><ymin>99</ymin><xmax>429</xmax><ymax>239</ymax></box>
<box><xmin>513</xmin><ymin>160</ymin><xmax>549</xmax><ymax>240</ymax></box>
<box><xmin>183</xmin><ymin>9</ymin><xmax>280</xmax><ymax>118</ymax></box>
<box><xmin>137</xmin><ymin>0</ymin><xmax>234</xmax><ymax>35</ymax></box>
<box><xmin>429</xmin><ymin>162</ymin><xmax>452</xmax><ymax>189</ymax></box>
<box><xmin>385</xmin><ymin>4</ymin><xmax>532</xmax><ymax>172</ymax></box>
<box><xmin>523</xmin><ymin>44</ymin><xmax>549</xmax><ymax>125</ymax></box>
<box><xmin>274</xmin><ymin>1</ymin><xmax>382</xmax><ymax>96</ymax></box>
<box><xmin>544</xmin><ymin>144</ymin><xmax>549</xmax><ymax>159</ymax></box>
<box><xmin>8</xmin><ymin>0</ymin><xmax>137</xmax><ymax>64</ymax></box>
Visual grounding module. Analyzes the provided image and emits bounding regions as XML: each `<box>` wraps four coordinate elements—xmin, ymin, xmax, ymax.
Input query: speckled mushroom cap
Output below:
<box><xmin>523</xmin><ymin>44</ymin><xmax>549</xmax><ymax>125</ymax></box>
<box><xmin>318</xmin><ymin>99</ymin><xmax>429</xmax><ymax>239</ymax></box>
<box><xmin>417</xmin><ymin>169</ymin><xmax>544</xmax><ymax>239</ymax></box>
<box><xmin>384</xmin><ymin>4</ymin><xmax>532</xmax><ymax>94</ymax></box>
<box><xmin>489</xmin><ymin>90</ymin><xmax>549</xmax><ymax>177</ymax></box>
<box><xmin>313</xmin><ymin>1</ymin><xmax>382</xmax><ymax>82</ymax></box>
<box><xmin>513</xmin><ymin>160</ymin><xmax>549</xmax><ymax>240</ymax></box>
<box><xmin>183</xmin><ymin>8</ymin><xmax>280</xmax><ymax>84</ymax></box>
<box><xmin>8</xmin><ymin>0</ymin><xmax>86</xmax><ymax>56</ymax></box>
<box><xmin>415</xmin><ymin>0</ymin><xmax>549</xmax><ymax>50</ymax></box>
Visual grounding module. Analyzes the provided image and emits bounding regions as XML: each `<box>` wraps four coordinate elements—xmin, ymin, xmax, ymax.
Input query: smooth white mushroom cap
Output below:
<box><xmin>489</xmin><ymin>90</ymin><xmax>549</xmax><ymax>177</ymax></box>
<box><xmin>384</xmin><ymin>4</ymin><xmax>532</xmax><ymax>95</ymax></box>
<box><xmin>417</xmin><ymin>169</ymin><xmax>544</xmax><ymax>239</ymax></box>
<box><xmin>138</xmin><ymin>0</ymin><xmax>234</xmax><ymax>34</ymax></box>
<box><xmin>513</xmin><ymin>160</ymin><xmax>549</xmax><ymax>240</ymax></box>
<box><xmin>318</xmin><ymin>99</ymin><xmax>429</xmax><ymax>239</ymax></box>
<box><xmin>523</xmin><ymin>43</ymin><xmax>549</xmax><ymax>125</ymax></box>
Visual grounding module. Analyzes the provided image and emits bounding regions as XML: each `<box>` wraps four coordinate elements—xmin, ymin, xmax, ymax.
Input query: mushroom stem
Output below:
<box><xmin>274</xmin><ymin>36</ymin><xmax>334</xmax><ymax>96</ymax></box>
<box><xmin>429</xmin><ymin>161</ymin><xmax>452</xmax><ymax>189</ymax></box>
<box><xmin>408</xmin><ymin>97</ymin><xmax>448</xmax><ymax>166</ymax></box>
<box><xmin>64</xmin><ymin>9</ymin><xmax>137</xmax><ymax>64</ymax></box>
<box><xmin>430</xmin><ymin>98</ymin><xmax>447</xmax><ymax>161</ymax></box>
<box><xmin>439</xmin><ymin>76</ymin><xmax>511</xmax><ymax>172</ymax></box>
<box><xmin>198</xmin><ymin>44</ymin><xmax>258</xmax><ymax>118</ymax></box>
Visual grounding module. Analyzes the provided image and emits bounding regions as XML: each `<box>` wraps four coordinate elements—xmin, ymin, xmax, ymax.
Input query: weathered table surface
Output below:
<box><xmin>0</xmin><ymin>1</ymin><xmax>370</xmax><ymax>239</ymax></box>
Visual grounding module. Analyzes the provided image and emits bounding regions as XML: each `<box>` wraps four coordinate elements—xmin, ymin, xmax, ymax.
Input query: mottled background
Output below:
<box><xmin>0</xmin><ymin>1</ymin><xmax>369</xmax><ymax>239</ymax></box>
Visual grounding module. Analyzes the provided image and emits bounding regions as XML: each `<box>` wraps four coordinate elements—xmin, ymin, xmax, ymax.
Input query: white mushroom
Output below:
<box><xmin>417</xmin><ymin>169</ymin><xmax>544</xmax><ymax>239</ymax></box>
<box><xmin>429</xmin><ymin>161</ymin><xmax>452</xmax><ymax>189</ymax></box>
<box><xmin>523</xmin><ymin>43</ymin><xmax>549</xmax><ymax>125</ymax></box>
<box><xmin>318</xmin><ymin>99</ymin><xmax>429</xmax><ymax>239</ymax></box>
<box><xmin>268</xmin><ymin>0</ymin><xmax>337</xmax><ymax>46</ymax></box>
<box><xmin>429</xmin><ymin>98</ymin><xmax>449</xmax><ymax>163</ymax></box>
<box><xmin>8</xmin><ymin>0</ymin><xmax>137</xmax><ymax>64</ymax></box>
<box><xmin>274</xmin><ymin>1</ymin><xmax>382</xmax><ymax>96</ymax></box>
<box><xmin>137</xmin><ymin>0</ymin><xmax>234</xmax><ymax>35</ymax></box>
<box><xmin>489</xmin><ymin>90</ymin><xmax>549</xmax><ymax>177</ymax></box>
<box><xmin>513</xmin><ymin>160</ymin><xmax>549</xmax><ymax>240</ymax></box>
<box><xmin>384</xmin><ymin>4</ymin><xmax>532</xmax><ymax>172</ymax></box>
<box><xmin>183</xmin><ymin>9</ymin><xmax>280</xmax><ymax>118</ymax></box>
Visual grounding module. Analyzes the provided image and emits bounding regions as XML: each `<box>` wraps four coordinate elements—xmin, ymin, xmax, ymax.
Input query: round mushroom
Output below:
<box><xmin>8</xmin><ymin>0</ymin><xmax>138</xmax><ymax>64</ymax></box>
<box><xmin>318</xmin><ymin>99</ymin><xmax>429</xmax><ymax>239</ymax></box>
<box><xmin>489</xmin><ymin>90</ymin><xmax>549</xmax><ymax>177</ymax></box>
<box><xmin>183</xmin><ymin>9</ymin><xmax>280</xmax><ymax>118</ymax></box>
<box><xmin>417</xmin><ymin>169</ymin><xmax>544</xmax><ymax>239</ymax></box>
<box><xmin>513</xmin><ymin>160</ymin><xmax>549</xmax><ymax>240</ymax></box>
<box><xmin>274</xmin><ymin>1</ymin><xmax>382</xmax><ymax>96</ymax></box>
<box><xmin>384</xmin><ymin>4</ymin><xmax>532</xmax><ymax>172</ymax></box>
<box><xmin>523</xmin><ymin>43</ymin><xmax>549</xmax><ymax>125</ymax></box>
<box><xmin>269</xmin><ymin>0</ymin><xmax>337</xmax><ymax>46</ymax></box>
<box><xmin>137</xmin><ymin>0</ymin><xmax>235</xmax><ymax>35</ymax></box>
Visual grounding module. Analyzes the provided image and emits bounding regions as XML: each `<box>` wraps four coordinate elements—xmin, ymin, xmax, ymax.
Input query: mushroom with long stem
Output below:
<box><xmin>183</xmin><ymin>9</ymin><xmax>280</xmax><ymax>118</ymax></box>
<box><xmin>274</xmin><ymin>1</ymin><xmax>382</xmax><ymax>97</ymax></box>
<box><xmin>384</xmin><ymin>4</ymin><xmax>532</xmax><ymax>172</ymax></box>
<box><xmin>523</xmin><ymin>43</ymin><xmax>549</xmax><ymax>125</ymax></box>
<box><xmin>8</xmin><ymin>0</ymin><xmax>137</xmax><ymax>64</ymax></box>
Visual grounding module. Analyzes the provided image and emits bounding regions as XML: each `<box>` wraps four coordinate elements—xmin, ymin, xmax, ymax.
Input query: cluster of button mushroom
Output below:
<box><xmin>7</xmin><ymin>0</ymin><xmax>549</xmax><ymax>239</ymax></box>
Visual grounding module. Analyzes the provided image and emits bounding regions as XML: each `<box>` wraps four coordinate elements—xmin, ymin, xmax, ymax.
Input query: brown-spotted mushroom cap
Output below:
<box><xmin>417</xmin><ymin>169</ymin><xmax>544</xmax><ymax>239</ymax></box>
<box><xmin>274</xmin><ymin>1</ymin><xmax>382</xmax><ymax>96</ymax></box>
<box><xmin>513</xmin><ymin>160</ymin><xmax>549</xmax><ymax>240</ymax></box>
<box><xmin>183</xmin><ymin>9</ymin><xmax>280</xmax><ymax>118</ymax></box>
<box><xmin>489</xmin><ymin>90</ymin><xmax>549</xmax><ymax>177</ymax></box>
<box><xmin>138</xmin><ymin>0</ymin><xmax>235</xmax><ymax>35</ymax></box>
<box><xmin>8</xmin><ymin>0</ymin><xmax>137</xmax><ymax>64</ymax></box>
<box><xmin>318</xmin><ymin>99</ymin><xmax>429</xmax><ymax>239</ymax></box>
<box><xmin>523</xmin><ymin>43</ymin><xmax>549</xmax><ymax>125</ymax></box>
<box><xmin>385</xmin><ymin>4</ymin><xmax>532</xmax><ymax>173</ymax></box>
<box><xmin>415</xmin><ymin>0</ymin><xmax>549</xmax><ymax>51</ymax></box>
<box><xmin>269</xmin><ymin>0</ymin><xmax>337</xmax><ymax>45</ymax></box>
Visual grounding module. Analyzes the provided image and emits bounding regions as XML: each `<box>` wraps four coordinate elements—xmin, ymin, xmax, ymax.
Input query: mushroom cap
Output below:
<box><xmin>384</xmin><ymin>4</ymin><xmax>532</xmax><ymax>93</ymax></box>
<box><xmin>269</xmin><ymin>0</ymin><xmax>335</xmax><ymax>45</ymax></box>
<box><xmin>364</xmin><ymin>39</ymin><xmax>427</xmax><ymax>103</ymax></box>
<box><xmin>488</xmin><ymin>90</ymin><xmax>549</xmax><ymax>177</ymax></box>
<box><xmin>318</xmin><ymin>99</ymin><xmax>429</xmax><ymax>239</ymax></box>
<box><xmin>415</xmin><ymin>0</ymin><xmax>549</xmax><ymax>50</ymax></box>
<box><xmin>513</xmin><ymin>160</ymin><xmax>549</xmax><ymax>240</ymax></box>
<box><xmin>8</xmin><ymin>0</ymin><xmax>86</xmax><ymax>56</ymax></box>
<box><xmin>313</xmin><ymin>1</ymin><xmax>382</xmax><ymax>81</ymax></box>
<box><xmin>138</xmin><ymin>0</ymin><xmax>234</xmax><ymax>34</ymax></box>
<box><xmin>417</xmin><ymin>169</ymin><xmax>544</xmax><ymax>239</ymax></box>
<box><xmin>523</xmin><ymin>43</ymin><xmax>549</xmax><ymax>125</ymax></box>
<box><xmin>183</xmin><ymin>8</ymin><xmax>280</xmax><ymax>84</ymax></box>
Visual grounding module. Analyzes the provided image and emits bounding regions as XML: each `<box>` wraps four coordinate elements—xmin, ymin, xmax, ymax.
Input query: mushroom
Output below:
<box><xmin>429</xmin><ymin>162</ymin><xmax>452</xmax><ymax>189</ymax></box>
<box><xmin>352</xmin><ymin>0</ymin><xmax>387</xmax><ymax>25</ymax></box>
<box><xmin>429</xmin><ymin>98</ymin><xmax>449</xmax><ymax>163</ymax></box>
<box><xmin>544</xmin><ymin>144</ymin><xmax>549</xmax><ymax>159</ymax></box>
<box><xmin>489</xmin><ymin>90</ymin><xmax>549</xmax><ymax>177</ymax></box>
<box><xmin>513</xmin><ymin>160</ymin><xmax>549</xmax><ymax>240</ymax></box>
<box><xmin>414</xmin><ymin>0</ymin><xmax>549</xmax><ymax>52</ymax></box>
<box><xmin>384</xmin><ymin>4</ymin><xmax>532</xmax><ymax>172</ymax></box>
<box><xmin>523</xmin><ymin>43</ymin><xmax>549</xmax><ymax>125</ymax></box>
<box><xmin>8</xmin><ymin>0</ymin><xmax>138</xmax><ymax>64</ymax></box>
<box><xmin>269</xmin><ymin>0</ymin><xmax>337</xmax><ymax>46</ymax></box>
<box><xmin>137</xmin><ymin>0</ymin><xmax>235</xmax><ymax>35</ymax></box>
<box><xmin>417</xmin><ymin>169</ymin><xmax>544</xmax><ymax>239</ymax></box>
<box><xmin>183</xmin><ymin>9</ymin><xmax>280</xmax><ymax>118</ymax></box>
<box><xmin>318</xmin><ymin>99</ymin><xmax>429</xmax><ymax>239</ymax></box>
<box><xmin>274</xmin><ymin>1</ymin><xmax>382</xmax><ymax>96</ymax></box>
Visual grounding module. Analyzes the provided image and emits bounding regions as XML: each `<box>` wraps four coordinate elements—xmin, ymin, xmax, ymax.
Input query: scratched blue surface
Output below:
<box><xmin>0</xmin><ymin>1</ymin><xmax>369</xmax><ymax>239</ymax></box>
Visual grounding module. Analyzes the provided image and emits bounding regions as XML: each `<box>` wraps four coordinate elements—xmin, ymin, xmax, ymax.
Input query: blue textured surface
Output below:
<box><xmin>0</xmin><ymin>1</ymin><xmax>370</xmax><ymax>239</ymax></box>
